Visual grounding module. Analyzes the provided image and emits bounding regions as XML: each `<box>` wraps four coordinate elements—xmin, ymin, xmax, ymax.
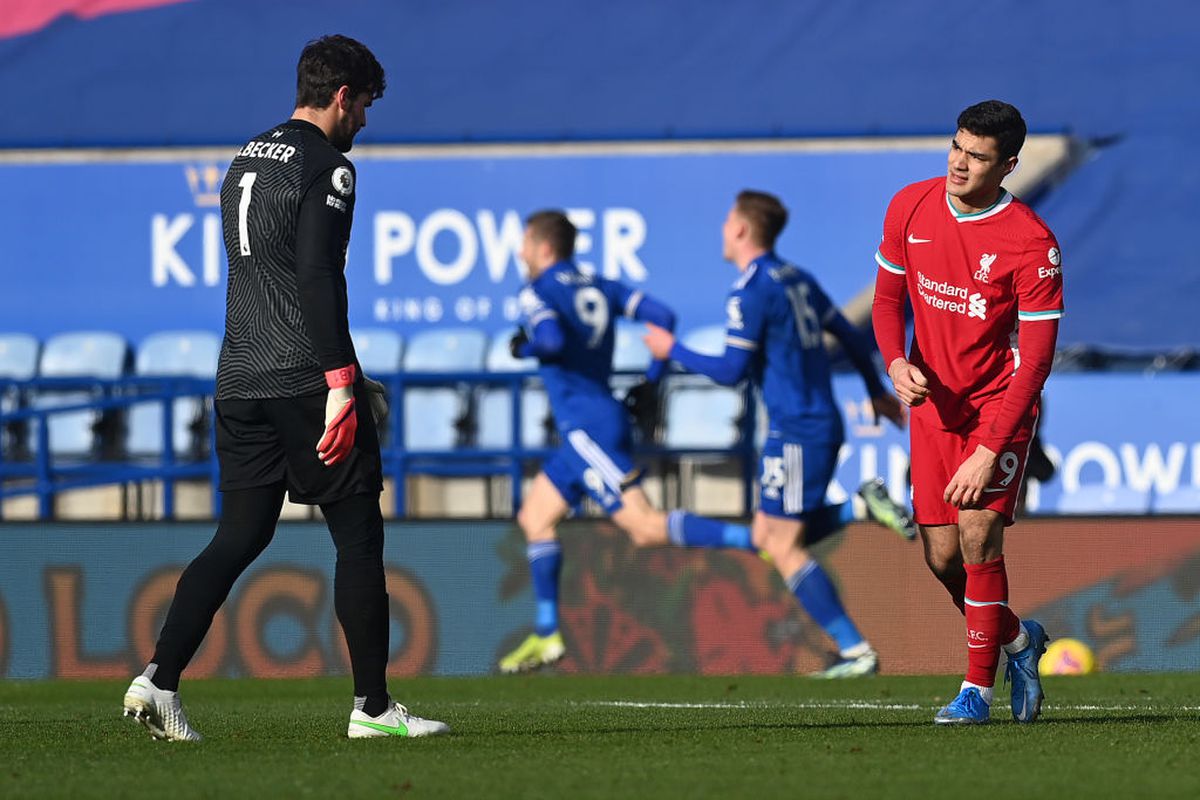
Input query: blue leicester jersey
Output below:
<box><xmin>724</xmin><ymin>253</ymin><xmax>844</xmax><ymax>443</ymax></box>
<box><xmin>519</xmin><ymin>261</ymin><xmax>642</xmax><ymax>433</ymax></box>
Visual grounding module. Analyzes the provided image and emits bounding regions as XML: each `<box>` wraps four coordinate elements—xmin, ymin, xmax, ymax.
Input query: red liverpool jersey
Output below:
<box><xmin>874</xmin><ymin>177</ymin><xmax>1064</xmax><ymax>430</ymax></box>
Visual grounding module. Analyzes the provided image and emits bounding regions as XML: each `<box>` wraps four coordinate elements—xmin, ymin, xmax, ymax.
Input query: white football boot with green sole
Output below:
<box><xmin>348</xmin><ymin>702</ymin><xmax>450</xmax><ymax>738</ymax></box>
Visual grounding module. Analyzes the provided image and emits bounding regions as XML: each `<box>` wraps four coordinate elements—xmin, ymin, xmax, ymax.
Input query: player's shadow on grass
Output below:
<box><xmin>1036</xmin><ymin>713</ymin><xmax>1195</xmax><ymax>727</ymax></box>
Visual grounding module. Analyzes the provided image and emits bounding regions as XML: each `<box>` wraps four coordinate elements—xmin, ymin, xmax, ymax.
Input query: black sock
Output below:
<box><xmin>150</xmin><ymin>484</ymin><xmax>285</xmax><ymax>690</ymax></box>
<box><xmin>322</xmin><ymin>493</ymin><xmax>390</xmax><ymax>708</ymax></box>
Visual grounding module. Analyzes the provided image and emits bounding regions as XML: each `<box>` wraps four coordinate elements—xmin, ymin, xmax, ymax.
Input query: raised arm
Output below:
<box><xmin>644</xmin><ymin>281</ymin><xmax>761</xmax><ymax>386</ymax></box>
<box><xmin>668</xmin><ymin>340</ymin><xmax>753</xmax><ymax>386</ymax></box>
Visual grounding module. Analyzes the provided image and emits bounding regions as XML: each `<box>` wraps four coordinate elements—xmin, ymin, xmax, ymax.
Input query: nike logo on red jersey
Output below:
<box><xmin>907</xmin><ymin>234</ymin><xmax>933</xmax><ymax>244</ymax></box>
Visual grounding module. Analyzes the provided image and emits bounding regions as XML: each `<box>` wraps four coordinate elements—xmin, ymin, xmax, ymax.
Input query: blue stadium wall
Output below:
<box><xmin>1</xmin><ymin>0</ymin><xmax>1197</xmax><ymax>351</ymax></box>
<box><xmin>0</xmin><ymin>0</ymin><xmax>1183</xmax><ymax>146</ymax></box>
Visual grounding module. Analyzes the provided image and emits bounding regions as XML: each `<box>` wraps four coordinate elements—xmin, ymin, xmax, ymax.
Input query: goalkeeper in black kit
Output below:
<box><xmin>121</xmin><ymin>35</ymin><xmax>449</xmax><ymax>742</ymax></box>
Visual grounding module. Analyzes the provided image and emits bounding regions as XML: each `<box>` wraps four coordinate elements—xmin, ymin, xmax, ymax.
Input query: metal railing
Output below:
<box><xmin>0</xmin><ymin>372</ymin><xmax>758</xmax><ymax>519</ymax></box>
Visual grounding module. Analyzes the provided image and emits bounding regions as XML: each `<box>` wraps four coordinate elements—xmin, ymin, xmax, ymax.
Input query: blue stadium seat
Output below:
<box><xmin>135</xmin><ymin>331</ymin><xmax>221</xmax><ymax>377</ymax></box>
<box><xmin>126</xmin><ymin>331</ymin><xmax>220</xmax><ymax>458</ymax></box>
<box><xmin>477</xmin><ymin>389</ymin><xmax>552</xmax><ymax>449</ymax></box>
<box><xmin>40</xmin><ymin>331</ymin><xmax>127</xmax><ymax>379</ymax></box>
<box><xmin>350</xmin><ymin>328</ymin><xmax>404</xmax><ymax>447</ymax></box>
<box><xmin>664</xmin><ymin>386</ymin><xmax>743</xmax><ymax>448</ymax></box>
<box><xmin>0</xmin><ymin>333</ymin><xmax>38</xmax><ymax>380</ymax></box>
<box><xmin>401</xmin><ymin>328</ymin><xmax>488</xmax><ymax>450</ymax></box>
<box><xmin>1056</xmin><ymin>485</ymin><xmax>1151</xmax><ymax>515</ymax></box>
<box><xmin>403</xmin><ymin>328</ymin><xmax>488</xmax><ymax>372</ymax></box>
<box><xmin>680</xmin><ymin>324</ymin><xmax>728</xmax><ymax>357</ymax></box>
<box><xmin>1151</xmin><ymin>486</ymin><xmax>1200</xmax><ymax>514</ymax></box>
<box><xmin>614</xmin><ymin>322</ymin><xmax>652</xmax><ymax>372</ymax></box>
<box><xmin>484</xmin><ymin>329</ymin><xmax>535</xmax><ymax>373</ymax></box>
<box><xmin>33</xmin><ymin>331</ymin><xmax>129</xmax><ymax>457</ymax></box>
<box><xmin>663</xmin><ymin>325</ymin><xmax>744</xmax><ymax>448</ymax></box>
<box><xmin>477</xmin><ymin>331</ymin><xmax>550</xmax><ymax>449</ymax></box>
<box><xmin>610</xmin><ymin>321</ymin><xmax>653</xmax><ymax>403</ymax></box>
<box><xmin>0</xmin><ymin>333</ymin><xmax>39</xmax><ymax>459</ymax></box>
<box><xmin>404</xmin><ymin>388</ymin><xmax>465</xmax><ymax>450</ymax></box>
<box><xmin>351</xmin><ymin>328</ymin><xmax>404</xmax><ymax>375</ymax></box>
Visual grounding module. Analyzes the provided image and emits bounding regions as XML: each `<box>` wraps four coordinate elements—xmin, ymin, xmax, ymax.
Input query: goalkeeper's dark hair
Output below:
<box><xmin>957</xmin><ymin>100</ymin><xmax>1026</xmax><ymax>161</ymax></box>
<box><xmin>525</xmin><ymin>210</ymin><xmax>577</xmax><ymax>261</ymax></box>
<box><xmin>296</xmin><ymin>35</ymin><xmax>385</xmax><ymax>109</ymax></box>
<box><xmin>735</xmin><ymin>190</ymin><xmax>788</xmax><ymax>248</ymax></box>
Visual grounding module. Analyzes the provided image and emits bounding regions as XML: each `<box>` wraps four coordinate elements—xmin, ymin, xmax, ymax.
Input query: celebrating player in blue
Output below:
<box><xmin>645</xmin><ymin>190</ymin><xmax>914</xmax><ymax>677</ymax></box>
<box><xmin>499</xmin><ymin>210</ymin><xmax>756</xmax><ymax>673</ymax></box>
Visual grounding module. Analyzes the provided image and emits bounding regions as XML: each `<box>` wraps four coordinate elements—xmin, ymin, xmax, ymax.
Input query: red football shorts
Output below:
<box><xmin>908</xmin><ymin>403</ymin><xmax>1037</xmax><ymax>527</ymax></box>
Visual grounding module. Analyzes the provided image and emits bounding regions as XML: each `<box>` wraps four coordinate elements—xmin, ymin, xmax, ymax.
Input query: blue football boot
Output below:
<box><xmin>933</xmin><ymin>686</ymin><xmax>991</xmax><ymax>725</ymax></box>
<box><xmin>1005</xmin><ymin>619</ymin><xmax>1049</xmax><ymax>723</ymax></box>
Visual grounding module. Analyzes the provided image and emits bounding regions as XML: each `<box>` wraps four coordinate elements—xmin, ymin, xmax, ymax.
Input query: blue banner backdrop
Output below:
<box><xmin>0</xmin><ymin>145</ymin><xmax>945</xmax><ymax>342</ymax></box>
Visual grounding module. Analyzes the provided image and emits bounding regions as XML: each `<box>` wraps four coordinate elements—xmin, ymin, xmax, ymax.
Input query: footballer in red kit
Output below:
<box><xmin>872</xmin><ymin>100</ymin><xmax>1063</xmax><ymax>725</ymax></box>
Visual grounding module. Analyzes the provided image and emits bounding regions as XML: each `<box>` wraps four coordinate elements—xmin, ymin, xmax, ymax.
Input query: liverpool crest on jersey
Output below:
<box><xmin>974</xmin><ymin>253</ymin><xmax>996</xmax><ymax>283</ymax></box>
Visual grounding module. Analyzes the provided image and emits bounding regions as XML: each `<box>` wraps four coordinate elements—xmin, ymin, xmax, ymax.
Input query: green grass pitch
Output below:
<box><xmin>2</xmin><ymin>673</ymin><xmax>1199</xmax><ymax>798</ymax></box>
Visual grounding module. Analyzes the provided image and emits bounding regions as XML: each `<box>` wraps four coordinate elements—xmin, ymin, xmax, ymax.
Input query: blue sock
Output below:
<box><xmin>667</xmin><ymin>510</ymin><xmax>753</xmax><ymax>550</ymax></box>
<box><xmin>527</xmin><ymin>541</ymin><xmax>562</xmax><ymax>636</ymax></box>
<box><xmin>837</xmin><ymin>501</ymin><xmax>856</xmax><ymax>527</ymax></box>
<box><xmin>787</xmin><ymin>561</ymin><xmax>864</xmax><ymax>653</ymax></box>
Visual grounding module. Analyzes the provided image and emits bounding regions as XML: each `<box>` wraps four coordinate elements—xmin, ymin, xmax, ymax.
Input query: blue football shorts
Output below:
<box><xmin>542</xmin><ymin>426</ymin><xmax>641</xmax><ymax>515</ymax></box>
<box><xmin>758</xmin><ymin>434</ymin><xmax>841</xmax><ymax>522</ymax></box>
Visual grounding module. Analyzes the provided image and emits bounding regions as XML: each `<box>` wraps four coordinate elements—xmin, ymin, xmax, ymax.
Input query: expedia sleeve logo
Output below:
<box><xmin>725</xmin><ymin>296</ymin><xmax>744</xmax><ymax>329</ymax></box>
<box><xmin>331</xmin><ymin>166</ymin><xmax>354</xmax><ymax>197</ymax></box>
<box><xmin>518</xmin><ymin>287</ymin><xmax>544</xmax><ymax>316</ymax></box>
<box><xmin>1039</xmin><ymin>247</ymin><xmax>1063</xmax><ymax>280</ymax></box>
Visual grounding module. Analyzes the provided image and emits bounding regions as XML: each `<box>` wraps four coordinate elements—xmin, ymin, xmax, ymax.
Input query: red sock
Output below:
<box><xmin>963</xmin><ymin>557</ymin><xmax>1021</xmax><ymax>688</ymax></box>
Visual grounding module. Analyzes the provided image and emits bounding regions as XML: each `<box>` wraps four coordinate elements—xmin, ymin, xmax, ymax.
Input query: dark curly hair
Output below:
<box><xmin>295</xmin><ymin>35</ymin><xmax>385</xmax><ymax>109</ymax></box>
<box><xmin>957</xmin><ymin>100</ymin><xmax>1026</xmax><ymax>160</ymax></box>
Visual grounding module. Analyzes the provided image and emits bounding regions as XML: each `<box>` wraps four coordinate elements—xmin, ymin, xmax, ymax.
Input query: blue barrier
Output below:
<box><xmin>0</xmin><ymin>377</ymin><xmax>218</xmax><ymax>519</ymax></box>
<box><xmin>0</xmin><ymin>371</ymin><xmax>759</xmax><ymax>519</ymax></box>
<box><xmin>5</xmin><ymin>371</ymin><xmax>1199</xmax><ymax>519</ymax></box>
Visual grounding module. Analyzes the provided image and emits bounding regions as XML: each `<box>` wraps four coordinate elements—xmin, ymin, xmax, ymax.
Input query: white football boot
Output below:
<box><xmin>347</xmin><ymin>701</ymin><xmax>450</xmax><ymax>739</ymax></box>
<box><xmin>122</xmin><ymin>676</ymin><xmax>203</xmax><ymax>741</ymax></box>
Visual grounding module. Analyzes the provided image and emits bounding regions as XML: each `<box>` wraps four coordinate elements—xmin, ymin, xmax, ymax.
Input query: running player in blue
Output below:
<box><xmin>645</xmin><ymin>190</ymin><xmax>913</xmax><ymax>677</ymax></box>
<box><xmin>499</xmin><ymin>210</ymin><xmax>755</xmax><ymax>673</ymax></box>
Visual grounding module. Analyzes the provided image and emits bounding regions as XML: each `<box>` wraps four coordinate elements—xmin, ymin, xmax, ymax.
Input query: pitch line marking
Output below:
<box><xmin>576</xmin><ymin>700</ymin><xmax>1200</xmax><ymax>712</ymax></box>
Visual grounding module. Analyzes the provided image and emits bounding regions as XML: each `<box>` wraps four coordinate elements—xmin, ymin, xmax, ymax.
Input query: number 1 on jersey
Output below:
<box><xmin>237</xmin><ymin>172</ymin><xmax>257</xmax><ymax>256</ymax></box>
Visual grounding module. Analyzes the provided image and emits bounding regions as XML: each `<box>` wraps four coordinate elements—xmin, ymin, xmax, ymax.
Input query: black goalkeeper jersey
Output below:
<box><xmin>215</xmin><ymin>119</ymin><xmax>360</xmax><ymax>399</ymax></box>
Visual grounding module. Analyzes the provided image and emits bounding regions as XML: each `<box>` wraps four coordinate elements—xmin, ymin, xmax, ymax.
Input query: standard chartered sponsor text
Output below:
<box><xmin>916</xmin><ymin>270</ymin><xmax>970</xmax><ymax>314</ymax></box>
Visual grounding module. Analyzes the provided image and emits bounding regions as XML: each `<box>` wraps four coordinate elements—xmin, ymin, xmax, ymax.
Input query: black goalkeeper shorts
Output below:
<box><xmin>215</xmin><ymin>388</ymin><xmax>383</xmax><ymax>505</ymax></box>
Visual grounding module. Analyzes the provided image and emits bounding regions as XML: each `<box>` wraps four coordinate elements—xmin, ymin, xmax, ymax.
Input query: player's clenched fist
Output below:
<box><xmin>317</xmin><ymin>365</ymin><xmax>358</xmax><ymax>466</ymax></box>
<box><xmin>643</xmin><ymin>323</ymin><xmax>675</xmax><ymax>360</ymax></box>
<box><xmin>943</xmin><ymin>444</ymin><xmax>999</xmax><ymax>509</ymax></box>
<box><xmin>886</xmin><ymin>358</ymin><xmax>931</xmax><ymax>407</ymax></box>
